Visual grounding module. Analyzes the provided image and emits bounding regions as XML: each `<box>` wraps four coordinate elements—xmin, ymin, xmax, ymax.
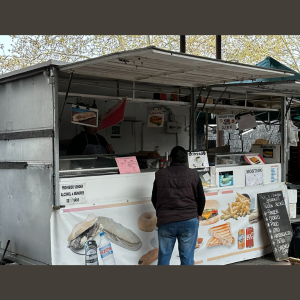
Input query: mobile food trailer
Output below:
<box><xmin>0</xmin><ymin>46</ymin><xmax>296</xmax><ymax>265</ymax></box>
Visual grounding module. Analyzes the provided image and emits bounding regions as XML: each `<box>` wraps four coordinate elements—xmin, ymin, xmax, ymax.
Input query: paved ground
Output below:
<box><xmin>230</xmin><ymin>252</ymin><xmax>290</xmax><ymax>265</ymax></box>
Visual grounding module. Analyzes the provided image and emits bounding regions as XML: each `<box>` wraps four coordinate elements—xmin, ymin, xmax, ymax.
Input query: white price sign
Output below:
<box><xmin>217</xmin><ymin>114</ymin><xmax>236</xmax><ymax>131</ymax></box>
<box><xmin>60</xmin><ymin>183</ymin><xmax>86</xmax><ymax>205</ymax></box>
<box><xmin>188</xmin><ymin>151</ymin><xmax>209</xmax><ymax>168</ymax></box>
<box><xmin>245</xmin><ymin>168</ymin><xmax>263</xmax><ymax>186</ymax></box>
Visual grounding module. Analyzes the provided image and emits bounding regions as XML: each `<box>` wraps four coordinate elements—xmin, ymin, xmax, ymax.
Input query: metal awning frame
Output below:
<box><xmin>207</xmin><ymin>80</ymin><xmax>300</xmax><ymax>98</ymax></box>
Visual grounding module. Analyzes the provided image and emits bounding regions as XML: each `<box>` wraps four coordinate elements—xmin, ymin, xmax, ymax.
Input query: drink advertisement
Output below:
<box><xmin>51</xmin><ymin>182</ymin><xmax>288</xmax><ymax>265</ymax></box>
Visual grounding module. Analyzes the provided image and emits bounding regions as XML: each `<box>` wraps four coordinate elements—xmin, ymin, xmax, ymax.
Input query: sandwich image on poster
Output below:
<box><xmin>68</xmin><ymin>213</ymin><xmax>102</xmax><ymax>253</ymax></box>
<box><xmin>147</xmin><ymin>111</ymin><xmax>164</xmax><ymax>127</ymax></box>
<box><xmin>71</xmin><ymin>105</ymin><xmax>98</xmax><ymax>127</ymax></box>
<box><xmin>219</xmin><ymin>171</ymin><xmax>233</xmax><ymax>187</ymax></box>
<box><xmin>67</xmin><ymin>214</ymin><xmax>142</xmax><ymax>255</ymax></box>
<box><xmin>199</xmin><ymin>200</ymin><xmax>220</xmax><ymax>226</ymax></box>
<box><xmin>206</xmin><ymin>222</ymin><xmax>235</xmax><ymax>247</ymax></box>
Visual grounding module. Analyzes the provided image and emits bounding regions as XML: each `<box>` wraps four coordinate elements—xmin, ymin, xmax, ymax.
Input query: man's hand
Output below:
<box><xmin>198</xmin><ymin>215</ymin><xmax>202</xmax><ymax>221</ymax></box>
<box><xmin>106</xmin><ymin>144</ymin><xmax>114</xmax><ymax>154</ymax></box>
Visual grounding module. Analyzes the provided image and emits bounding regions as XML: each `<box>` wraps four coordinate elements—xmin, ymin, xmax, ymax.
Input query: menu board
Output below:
<box><xmin>258</xmin><ymin>191</ymin><xmax>293</xmax><ymax>261</ymax></box>
<box><xmin>217</xmin><ymin>114</ymin><xmax>236</xmax><ymax>131</ymax></box>
<box><xmin>115</xmin><ymin>156</ymin><xmax>140</xmax><ymax>174</ymax></box>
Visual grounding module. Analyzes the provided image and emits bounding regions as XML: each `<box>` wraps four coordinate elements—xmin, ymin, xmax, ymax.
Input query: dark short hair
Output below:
<box><xmin>170</xmin><ymin>146</ymin><xmax>187</xmax><ymax>164</ymax></box>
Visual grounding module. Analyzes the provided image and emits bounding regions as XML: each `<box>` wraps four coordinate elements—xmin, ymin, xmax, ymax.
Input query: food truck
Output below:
<box><xmin>0</xmin><ymin>46</ymin><xmax>298</xmax><ymax>265</ymax></box>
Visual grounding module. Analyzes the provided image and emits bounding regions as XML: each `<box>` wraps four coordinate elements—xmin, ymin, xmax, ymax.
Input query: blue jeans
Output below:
<box><xmin>157</xmin><ymin>217</ymin><xmax>199</xmax><ymax>265</ymax></box>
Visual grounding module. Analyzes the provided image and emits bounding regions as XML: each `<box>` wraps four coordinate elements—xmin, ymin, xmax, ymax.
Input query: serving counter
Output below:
<box><xmin>51</xmin><ymin>152</ymin><xmax>288</xmax><ymax>265</ymax></box>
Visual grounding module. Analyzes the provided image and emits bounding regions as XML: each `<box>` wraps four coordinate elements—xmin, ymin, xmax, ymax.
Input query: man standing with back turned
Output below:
<box><xmin>151</xmin><ymin>146</ymin><xmax>206</xmax><ymax>265</ymax></box>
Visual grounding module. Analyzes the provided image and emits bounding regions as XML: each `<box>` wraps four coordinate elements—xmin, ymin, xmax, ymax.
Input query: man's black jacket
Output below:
<box><xmin>151</xmin><ymin>163</ymin><xmax>206</xmax><ymax>227</ymax></box>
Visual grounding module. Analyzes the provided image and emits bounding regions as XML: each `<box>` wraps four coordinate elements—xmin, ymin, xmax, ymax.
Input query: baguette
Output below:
<box><xmin>98</xmin><ymin>216</ymin><xmax>142</xmax><ymax>251</ymax></box>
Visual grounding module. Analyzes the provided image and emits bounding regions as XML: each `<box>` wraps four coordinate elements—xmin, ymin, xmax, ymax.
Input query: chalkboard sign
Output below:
<box><xmin>258</xmin><ymin>191</ymin><xmax>293</xmax><ymax>261</ymax></box>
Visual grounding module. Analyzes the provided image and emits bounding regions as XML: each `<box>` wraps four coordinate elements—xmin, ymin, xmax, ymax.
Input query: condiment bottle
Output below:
<box><xmin>159</xmin><ymin>159</ymin><xmax>166</xmax><ymax>169</ymax></box>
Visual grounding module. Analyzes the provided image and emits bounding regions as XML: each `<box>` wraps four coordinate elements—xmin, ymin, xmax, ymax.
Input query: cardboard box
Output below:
<box><xmin>200</xmin><ymin>96</ymin><xmax>214</xmax><ymax>104</ymax></box>
<box><xmin>251</xmin><ymin>144</ymin><xmax>281</xmax><ymax>163</ymax></box>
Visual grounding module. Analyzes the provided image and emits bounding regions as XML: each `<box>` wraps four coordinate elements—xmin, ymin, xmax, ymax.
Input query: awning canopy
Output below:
<box><xmin>59</xmin><ymin>47</ymin><xmax>293</xmax><ymax>87</ymax></box>
<box><xmin>207</xmin><ymin>57</ymin><xmax>300</xmax><ymax>97</ymax></box>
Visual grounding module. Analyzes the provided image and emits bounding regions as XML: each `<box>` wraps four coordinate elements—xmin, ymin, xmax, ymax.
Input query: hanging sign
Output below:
<box><xmin>238</xmin><ymin>113</ymin><xmax>257</xmax><ymax>131</ymax></box>
<box><xmin>217</xmin><ymin>114</ymin><xmax>236</xmax><ymax>131</ymax></box>
<box><xmin>98</xmin><ymin>98</ymin><xmax>126</xmax><ymax>130</ymax></box>
<box><xmin>71</xmin><ymin>105</ymin><xmax>98</xmax><ymax>128</ymax></box>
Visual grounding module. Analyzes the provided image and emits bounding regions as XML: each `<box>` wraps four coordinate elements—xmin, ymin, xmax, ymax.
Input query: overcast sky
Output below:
<box><xmin>0</xmin><ymin>35</ymin><xmax>12</xmax><ymax>51</ymax></box>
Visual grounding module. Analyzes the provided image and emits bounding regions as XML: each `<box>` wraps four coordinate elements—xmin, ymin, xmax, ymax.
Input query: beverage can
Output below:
<box><xmin>246</xmin><ymin>227</ymin><xmax>254</xmax><ymax>248</ymax></box>
<box><xmin>238</xmin><ymin>229</ymin><xmax>245</xmax><ymax>249</ymax></box>
<box><xmin>85</xmin><ymin>240</ymin><xmax>99</xmax><ymax>265</ymax></box>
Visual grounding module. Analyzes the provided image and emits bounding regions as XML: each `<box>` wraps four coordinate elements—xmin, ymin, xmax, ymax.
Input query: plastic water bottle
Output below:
<box><xmin>99</xmin><ymin>231</ymin><xmax>116</xmax><ymax>265</ymax></box>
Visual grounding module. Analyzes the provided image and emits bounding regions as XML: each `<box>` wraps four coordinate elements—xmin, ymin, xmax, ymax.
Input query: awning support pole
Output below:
<box><xmin>281</xmin><ymin>97</ymin><xmax>287</xmax><ymax>182</ymax></box>
<box><xmin>180</xmin><ymin>35</ymin><xmax>186</xmax><ymax>53</ymax></box>
<box><xmin>205</xmin><ymin>108</ymin><xmax>209</xmax><ymax>149</ymax></box>
<box><xmin>216</xmin><ymin>35</ymin><xmax>221</xmax><ymax>59</ymax></box>
<box><xmin>189</xmin><ymin>87</ymin><xmax>197</xmax><ymax>151</ymax></box>
<box><xmin>285</xmin><ymin>97</ymin><xmax>293</xmax><ymax>118</ymax></box>
<box><xmin>196</xmin><ymin>90</ymin><xmax>211</xmax><ymax>122</ymax></box>
<box><xmin>133</xmin><ymin>81</ymin><xmax>135</xmax><ymax>101</ymax></box>
<box><xmin>210</xmin><ymin>87</ymin><xmax>227</xmax><ymax>114</ymax></box>
<box><xmin>59</xmin><ymin>71</ymin><xmax>73</xmax><ymax>125</ymax></box>
<box><xmin>188</xmin><ymin>87</ymin><xmax>203</xmax><ymax>151</ymax></box>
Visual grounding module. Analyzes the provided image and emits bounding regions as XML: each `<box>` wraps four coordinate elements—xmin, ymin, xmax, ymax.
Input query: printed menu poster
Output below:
<box><xmin>115</xmin><ymin>156</ymin><xmax>140</xmax><ymax>174</ymax></box>
<box><xmin>52</xmin><ymin>182</ymin><xmax>289</xmax><ymax>265</ymax></box>
<box><xmin>188</xmin><ymin>151</ymin><xmax>209</xmax><ymax>168</ymax></box>
<box><xmin>147</xmin><ymin>111</ymin><xmax>164</xmax><ymax>127</ymax></box>
<box><xmin>245</xmin><ymin>168</ymin><xmax>263</xmax><ymax>186</ymax></box>
<box><xmin>244</xmin><ymin>154</ymin><xmax>265</xmax><ymax>165</ymax></box>
<box><xmin>217</xmin><ymin>114</ymin><xmax>236</xmax><ymax>131</ymax></box>
<box><xmin>271</xmin><ymin>165</ymin><xmax>279</xmax><ymax>183</ymax></box>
